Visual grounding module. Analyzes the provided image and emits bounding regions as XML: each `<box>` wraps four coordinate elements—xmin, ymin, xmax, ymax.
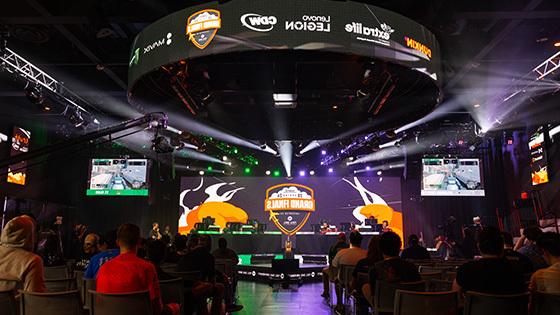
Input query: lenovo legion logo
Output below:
<box><xmin>129</xmin><ymin>33</ymin><xmax>172</xmax><ymax>66</ymax></box>
<box><xmin>241</xmin><ymin>13</ymin><xmax>277</xmax><ymax>32</ymax></box>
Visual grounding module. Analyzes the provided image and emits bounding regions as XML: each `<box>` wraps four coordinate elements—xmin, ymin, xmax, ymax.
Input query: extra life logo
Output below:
<box><xmin>241</xmin><ymin>13</ymin><xmax>277</xmax><ymax>32</ymax></box>
<box><xmin>129</xmin><ymin>33</ymin><xmax>172</xmax><ymax>66</ymax></box>
<box><xmin>345</xmin><ymin>21</ymin><xmax>394</xmax><ymax>46</ymax></box>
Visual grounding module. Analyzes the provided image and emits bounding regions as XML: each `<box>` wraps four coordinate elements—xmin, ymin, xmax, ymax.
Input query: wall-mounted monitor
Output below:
<box><xmin>421</xmin><ymin>157</ymin><xmax>485</xmax><ymax>196</ymax></box>
<box><xmin>87</xmin><ymin>158</ymin><xmax>149</xmax><ymax>196</ymax></box>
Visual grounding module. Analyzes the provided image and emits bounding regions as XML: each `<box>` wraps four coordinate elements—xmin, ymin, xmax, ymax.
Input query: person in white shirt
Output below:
<box><xmin>331</xmin><ymin>231</ymin><xmax>367</xmax><ymax>313</ymax></box>
<box><xmin>529</xmin><ymin>232</ymin><xmax>560</xmax><ymax>293</ymax></box>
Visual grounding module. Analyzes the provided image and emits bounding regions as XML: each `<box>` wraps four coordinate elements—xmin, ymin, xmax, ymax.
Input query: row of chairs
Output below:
<box><xmin>1</xmin><ymin>277</ymin><xmax>186</xmax><ymax>315</ymax></box>
<box><xmin>330</xmin><ymin>262</ymin><xmax>560</xmax><ymax>315</ymax></box>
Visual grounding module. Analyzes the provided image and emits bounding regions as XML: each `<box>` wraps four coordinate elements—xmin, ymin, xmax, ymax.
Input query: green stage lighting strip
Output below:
<box><xmin>86</xmin><ymin>189</ymin><xmax>148</xmax><ymax>196</ymax></box>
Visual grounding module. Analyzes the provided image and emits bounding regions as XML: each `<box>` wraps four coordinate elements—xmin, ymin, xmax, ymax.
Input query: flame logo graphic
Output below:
<box><xmin>343</xmin><ymin>177</ymin><xmax>404</xmax><ymax>243</ymax></box>
<box><xmin>179</xmin><ymin>178</ymin><xmax>248</xmax><ymax>234</ymax></box>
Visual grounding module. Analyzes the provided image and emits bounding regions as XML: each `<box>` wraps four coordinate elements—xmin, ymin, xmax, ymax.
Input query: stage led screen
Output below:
<box><xmin>7</xmin><ymin>127</ymin><xmax>31</xmax><ymax>185</ymax></box>
<box><xmin>529</xmin><ymin>127</ymin><xmax>548</xmax><ymax>186</ymax></box>
<box><xmin>421</xmin><ymin>157</ymin><xmax>485</xmax><ymax>196</ymax></box>
<box><xmin>87</xmin><ymin>159</ymin><xmax>149</xmax><ymax>196</ymax></box>
<box><xmin>179</xmin><ymin>176</ymin><xmax>403</xmax><ymax>239</ymax></box>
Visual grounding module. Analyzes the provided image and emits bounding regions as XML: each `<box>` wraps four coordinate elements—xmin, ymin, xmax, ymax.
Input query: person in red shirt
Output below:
<box><xmin>96</xmin><ymin>223</ymin><xmax>162</xmax><ymax>314</ymax></box>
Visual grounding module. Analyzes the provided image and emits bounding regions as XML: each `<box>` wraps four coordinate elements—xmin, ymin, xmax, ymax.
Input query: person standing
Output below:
<box><xmin>162</xmin><ymin>225</ymin><xmax>173</xmax><ymax>246</ymax></box>
<box><xmin>149</xmin><ymin>222</ymin><xmax>162</xmax><ymax>240</ymax></box>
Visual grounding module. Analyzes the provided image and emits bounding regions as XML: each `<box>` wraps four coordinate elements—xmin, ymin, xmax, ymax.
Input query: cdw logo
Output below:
<box><xmin>241</xmin><ymin>13</ymin><xmax>277</xmax><ymax>32</ymax></box>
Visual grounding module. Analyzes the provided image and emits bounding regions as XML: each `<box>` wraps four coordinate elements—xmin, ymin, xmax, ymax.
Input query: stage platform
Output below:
<box><xmin>198</xmin><ymin>232</ymin><xmax>379</xmax><ymax>255</ymax></box>
<box><xmin>237</xmin><ymin>262</ymin><xmax>326</xmax><ymax>282</ymax></box>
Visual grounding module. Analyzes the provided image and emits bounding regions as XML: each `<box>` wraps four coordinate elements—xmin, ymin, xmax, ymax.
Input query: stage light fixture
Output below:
<box><xmin>207</xmin><ymin>166</ymin><xmax>213</xmax><ymax>171</ymax></box>
<box><xmin>222</xmin><ymin>156</ymin><xmax>228</xmax><ymax>161</ymax></box>
<box><xmin>299</xmin><ymin>170</ymin><xmax>306</xmax><ymax>177</ymax></box>
<box><xmin>199</xmin><ymin>170</ymin><xmax>205</xmax><ymax>176</ymax></box>
<box><xmin>265</xmin><ymin>170</ymin><xmax>271</xmax><ymax>176</ymax></box>
<box><xmin>366</xmin><ymin>166</ymin><xmax>371</xmax><ymax>171</ymax></box>
<box><xmin>24</xmin><ymin>83</ymin><xmax>44</xmax><ymax>105</ymax></box>
<box><xmin>273</xmin><ymin>170</ymin><xmax>281</xmax><ymax>177</ymax></box>
<box><xmin>321</xmin><ymin>150</ymin><xmax>327</xmax><ymax>155</ymax></box>
<box><xmin>309</xmin><ymin>170</ymin><xmax>315</xmax><ymax>176</ymax></box>
<box><xmin>328</xmin><ymin>168</ymin><xmax>334</xmax><ymax>173</ymax></box>
<box><xmin>377</xmin><ymin>170</ymin><xmax>382</xmax><ymax>176</ymax></box>
<box><xmin>473</xmin><ymin>103</ymin><xmax>480</xmax><ymax>108</ymax></box>
<box><xmin>244</xmin><ymin>167</ymin><xmax>251</xmax><ymax>174</ymax></box>
<box><xmin>555</xmin><ymin>41</ymin><xmax>560</xmax><ymax>47</ymax></box>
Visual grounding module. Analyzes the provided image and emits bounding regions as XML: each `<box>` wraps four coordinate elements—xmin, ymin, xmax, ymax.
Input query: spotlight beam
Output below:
<box><xmin>276</xmin><ymin>140</ymin><xmax>292</xmax><ymax>177</ymax></box>
<box><xmin>176</xmin><ymin>148</ymin><xmax>230</xmax><ymax>165</ymax></box>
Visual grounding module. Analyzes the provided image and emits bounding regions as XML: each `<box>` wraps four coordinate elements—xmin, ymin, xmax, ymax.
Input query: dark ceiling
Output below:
<box><xmin>2</xmin><ymin>0</ymin><xmax>560</xmax><ymax>102</ymax></box>
<box><xmin>1</xmin><ymin>0</ymin><xmax>559</xmax><ymax>174</ymax></box>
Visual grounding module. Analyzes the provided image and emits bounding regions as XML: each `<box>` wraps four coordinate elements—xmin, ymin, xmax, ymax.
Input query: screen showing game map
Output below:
<box><xmin>87</xmin><ymin>158</ymin><xmax>149</xmax><ymax>196</ymax></box>
<box><xmin>421</xmin><ymin>157</ymin><xmax>485</xmax><ymax>196</ymax></box>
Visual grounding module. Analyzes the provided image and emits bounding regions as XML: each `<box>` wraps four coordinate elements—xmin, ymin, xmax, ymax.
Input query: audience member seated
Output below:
<box><xmin>212</xmin><ymin>238</ymin><xmax>239</xmax><ymax>264</ymax></box>
<box><xmin>177</xmin><ymin>235</ymin><xmax>242</xmax><ymax>313</ymax></box>
<box><xmin>147</xmin><ymin>239</ymin><xmax>174</xmax><ymax>281</ymax></box>
<box><xmin>502</xmin><ymin>232</ymin><xmax>533</xmax><ymax>274</ymax></box>
<box><xmin>363</xmin><ymin>231</ymin><xmax>421</xmax><ymax>306</ymax></box>
<box><xmin>400</xmin><ymin>234</ymin><xmax>430</xmax><ymax>260</ymax></box>
<box><xmin>321</xmin><ymin>232</ymin><xmax>349</xmax><ymax>299</ymax></box>
<box><xmin>0</xmin><ymin>215</ymin><xmax>46</xmax><ymax>292</ymax></box>
<box><xmin>96</xmin><ymin>223</ymin><xmax>163</xmax><ymax>315</ymax></box>
<box><xmin>331</xmin><ymin>231</ymin><xmax>367</xmax><ymax>312</ymax></box>
<box><xmin>516</xmin><ymin>226</ymin><xmax>548</xmax><ymax>271</ymax></box>
<box><xmin>74</xmin><ymin>232</ymin><xmax>101</xmax><ymax>271</ymax></box>
<box><xmin>352</xmin><ymin>237</ymin><xmax>383</xmax><ymax>315</ymax></box>
<box><xmin>84</xmin><ymin>230</ymin><xmax>119</xmax><ymax>279</ymax></box>
<box><xmin>529</xmin><ymin>232</ymin><xmax>560</xmax><ymax>293</ymax></box>
<box><xmin>83</xmin><ymin>232</ymin><xmax>100</xmax><ymax>259</ymax></box>
<box><xmin>212</xmin><ymin>237</ymin><xmax>240</xmax><ymax>296</ymax></box>
<box><xmin>37</xmin><ymin>230</ymin><xmax>65</xmax><ymax>267</ymax></box>
<box><xmin>453</xmin><ymin>227</ymin><xmax>526</xmax><ymax>294</ymax></box>
<box><xmin>165</xmin><ymin>234</ymin><xmax>188</xmax><ymax>263</ymax></box>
